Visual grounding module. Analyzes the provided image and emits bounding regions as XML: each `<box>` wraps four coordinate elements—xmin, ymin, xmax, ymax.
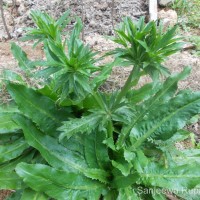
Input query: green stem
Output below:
<box><xmin>114</xmin><ymin>66</ymin><xmax>140</xmax><ymax>106</ymax></box>
<box><xmin>107</xmin><ymin>119</ymin><xmax>114</xmax><ymax>138</ymax></box>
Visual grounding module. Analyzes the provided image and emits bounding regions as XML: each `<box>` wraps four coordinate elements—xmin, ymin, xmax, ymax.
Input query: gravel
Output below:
<box><xmin>0</xmin><ymin>0</ymin><xmax>148</xmax><ymax>40</ymax></box>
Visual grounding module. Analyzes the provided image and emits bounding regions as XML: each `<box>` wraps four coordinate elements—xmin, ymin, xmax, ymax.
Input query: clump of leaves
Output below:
<box><xmin>22</xmin><ymin>10</ymin><xmax>71</xmax><ymax>45</ymax></box>
<box><xmin>1</xmin><ymin>10</ymin><xmax>200</xmax><ymax>200</ymax></box>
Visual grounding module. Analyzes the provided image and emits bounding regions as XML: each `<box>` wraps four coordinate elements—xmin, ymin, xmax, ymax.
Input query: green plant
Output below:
<box><xmin>1</xmin><ymin>10</ymin><xmax>200</xmax><ymax>200</ymax></box>
<box><xmin>172</xmin><ymin>0</ymin><xmax>200</xmax><ymax>29</ymax></box>
<box><xmin>22</xmin><ymin>10</ymin><xmax>71</xmax><ymax>46</ymax></box>
<box><xmin>186</xmin><ymin>0</ymin><xmax>200</xmax><ymax>28</ymax></box>
<box><xmin>171</xmin><ymin>0</ymin><xmax>188</xmax><ymax>15</ymax></box>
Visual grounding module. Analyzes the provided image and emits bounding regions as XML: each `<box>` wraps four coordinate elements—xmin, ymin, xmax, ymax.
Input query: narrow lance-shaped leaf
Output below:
<box><xmin>56</xmin><ymin>10</ymin><xmax>71</xmax><ymax>30</ymax></box>
<box><xmin>67</xmin><ymin>18</ymin><xmax>83</xmax><ymax>57</ymax></box>
<box><xmin>0</xmin><ymin>103</ymin><xmax>19</xmax><ymax>134</ymax></box>
<box><xmin>60</xmin><ymin>135</ymin><xmax>85</xmax><ymax>158</ymax></box>
<box><xmin>141</xmin><ymin>163</ymin><xmax>200</xmax><ymax>191</ymax></box>
<box><xmin>92</xmin><ymin>60</ymin><xmax>119</xmax><ymax>89</ymax></box>
<box><xmin>47</xmin><ymin>38</ymin><xmax>68</xmax><ymax>65</ymax></box>
<box><xmin>132</xmin><ymin>91</ymin><xmax>200</xmax><ymax>148</ymax></box>
<box><xmin>155</xmin><ymin>26</ymin><xmax>177</xmax><ymax>51</ymax></box>
<box><xmin>16</xmin><ymin>163</ymin><xmax>104</xmax><ymax>200</ymax></box>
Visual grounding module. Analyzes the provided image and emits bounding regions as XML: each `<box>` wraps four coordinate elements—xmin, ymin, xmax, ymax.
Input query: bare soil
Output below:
<box><xmin>0</xmin><ymin>190</ymin><xmax>12</xmax><ymax>200</ymax></box>
<box><xmin>0</xmin><ymin>0</ymin><xmax>148</xmax><ymax>39</ymax></box>
<box><xmin>0</xmin><ymin>41</ymin><xmax>44</xmax><ymax>73</ymax></box>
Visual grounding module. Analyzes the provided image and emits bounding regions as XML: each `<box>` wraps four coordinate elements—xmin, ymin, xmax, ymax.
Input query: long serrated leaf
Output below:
<box><xmin>116</xmin><ymin>67</ymin><xmax>191</xmax><ymax>149</ymax></box>
<box><xmin>16</xmin><ymin>163</ymin><xmax>104</xmax><ymax>200</ymax></box>
<box><xmin>84</xmin><ymin>131</ymin><xmax>110</xmax><ymax>169</ymax></box>
<box><xmin>58</xmin><ymin>114</ymin><xmax>102</xmax><ymax>141</ymax></box>
<box><xmin>11</xmin><ymin>43</ymin><xmax>35</xmax><ymax>73</ymax></box>
<box><xmin>132</xmin><ymin>91</ymin><xmax>200</xmax><ymax>148</ymax></box>
<box><xmin>141</xmin><ymin>163</ymin><xmax>200</xmax><ymax>191</ymax></box>
<box><xmin>145</xmin><ymin>67</ymin><xmax>191</xmax><ymax>105</ymax></box>
<box><xmin>84</xmin><ymin>168</ymin><xmax>109</xmax><ymax>184</ymax></box>
<box><xmin>14</xmin><ymin>115</ymin><xmax>109</xmax><ymax>183</ymax></box>
<box><xmin>174</xmin><ymin>149</ymin><xmax>200</xmax><ymax>165</ymax></box>
<box><xmin>14</xmin><ymin>114</ymin><xmax>87</xmax><ymax>173</ymax></box>
<box><xmin>7</xmin><ymin>83</ymin><xmax>71</xmax><ymax>136</ymax></box>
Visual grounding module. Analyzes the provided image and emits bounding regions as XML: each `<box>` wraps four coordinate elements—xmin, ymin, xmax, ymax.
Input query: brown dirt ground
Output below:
<box><xmin>0</xmin><ymin>40</ymin><xmax>44</xmax><ymax>73</ymax></box>
<box><xmin>0</xmin><ymin>190</ymin><xmax>12</xmax><ymax>200</ymax></box>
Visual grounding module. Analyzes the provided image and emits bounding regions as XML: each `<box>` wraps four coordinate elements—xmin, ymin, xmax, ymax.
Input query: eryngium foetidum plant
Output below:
<box><xmin>1</xmin><ymin>10</ymin><xmax>200</xmax><ymax>200</ymax></box>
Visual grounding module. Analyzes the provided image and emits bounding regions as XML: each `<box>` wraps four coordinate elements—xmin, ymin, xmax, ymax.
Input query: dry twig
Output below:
<box><xmin>0</xmin><ymin>0</ymin><xmax>11</xmax><ymax>39</ymax></box>
<box><xmin>80</xmin><ymin>0</ymin><xmax>85</xmax><ymax>41</ymax></box>
<box><xmin>111</xmin><ymin>0</ymin><xmax>115</xmax><ymax>32</ymax></box>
